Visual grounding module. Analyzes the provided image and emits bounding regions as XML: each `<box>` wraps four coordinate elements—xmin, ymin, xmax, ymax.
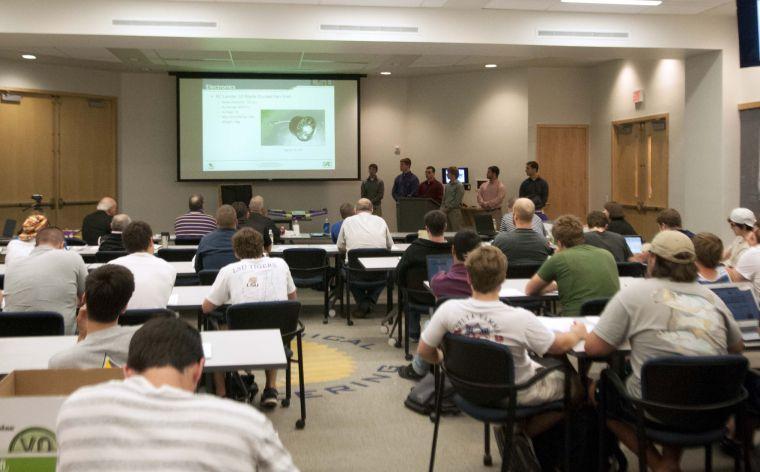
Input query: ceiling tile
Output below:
<box><xmin>156</xmin><ymin>49</ymin><xmax>231</xmax><ymax>60</ymax></box>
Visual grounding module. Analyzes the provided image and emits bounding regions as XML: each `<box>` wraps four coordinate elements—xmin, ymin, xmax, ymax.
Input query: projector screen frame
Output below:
<box><xmin>171</xmin><ymin>71</ymin><xmax>365</xmax><ymax>182</ymax></box>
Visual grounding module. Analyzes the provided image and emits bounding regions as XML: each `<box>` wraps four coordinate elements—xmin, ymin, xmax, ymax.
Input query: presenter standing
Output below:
<box><xmin>477</xmin><ymin>165</ymin><xmax>506</xmax><ymax>222</ymax></box>
<box><xmin>361</xmin><ymin>163</ymin><xmax>385</xmax><ymax>216</ymax></box>
<box><xmin>441</xmin><ymin>166</ymin><xmax>464</xmax><ymax>231</ymax></box>
<box><xmin>519</xmin><ymin>161</ymin><xmax>549</xmax><ymax>220</ymax></box>
<box><xmin>417</xmin><ymin>166</ymin><xmax>444</xmax><ymax>205</ymax></box>
<box><xmin>391</xmin><ymin>158</ymin><xmax>420</xmax><ymax>201</ymax></box>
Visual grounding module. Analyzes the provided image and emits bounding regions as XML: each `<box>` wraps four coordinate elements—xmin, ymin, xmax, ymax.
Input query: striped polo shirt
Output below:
<box><xmin>56</xmin><ymin>376</ymin><xmax>299</xmax><ymax>472</ymax></box>
<box><xmin>174</xmin><ymin>211</ymin><xmax>217</xmax><ymax>238</ymax></box>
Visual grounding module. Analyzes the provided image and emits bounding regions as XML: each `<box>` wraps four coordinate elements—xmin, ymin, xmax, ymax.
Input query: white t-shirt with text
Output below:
<box><xmin>206</xmin><ymin>257</ymin><xmax>296</xmax><ymax>306</ymax></box>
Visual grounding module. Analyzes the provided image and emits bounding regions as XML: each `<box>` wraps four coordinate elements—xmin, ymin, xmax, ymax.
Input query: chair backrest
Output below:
<box><xmin>0</xmin><ymin>312</ymin><xmax>65</xmax><ymax>336</ymax></box>
<box><xmin>226</xmin><ymin>301</ymin><xmax>301</xmax><ymax>344</ymax></box>
<box><xmin>474</xmin><ymin>213</ymin><xmax>496</xmax><ymax>235</ymax></box>
<box><xmin>404</xmin><ymin>233</ymin><xmax>419</xmax><ymax>243</ymax></box>
<box><xmin>65</xmin><ymin>237</ymin><xmax>87</xmax><ymax>246</ymax></box>
<box><xmin>2</xmin><ymin>219</ymin><xmax>17</xmax><ymax>238</ymax></box>
<box><xmin>617</xmin><ymin>261</ymin><xmax>646</xmax><ymax>278</ymax></box>
<box><xmin>198</xmin><ymin>269</ymin><xmax>220</xmax><ymax>285</ymax></box>
<box><xmin>95</xmin><ymin>251</ymin><xmax>128</xmax><ymax>263</ymax></box>
<box><xmin>579</xmin><ymin>298</ymin><xmax>610</xmax><ymax>316</ymax></box>
<box><xmin>403</xmin><ymin>265</ymin><xmax>436</xmax><ymax>307</ymax></box>
<box><xmin>157</xmin><ymin>248</ymin><xmax>196</xmax><ymax>262</ymax></box>
<box><xmin>346</xmin><ymin>248</ymin><xmax>392</xmax><ymax>282</ymax></box>
<box><xmin>175</xmin><ymin>237</ymin><xmax>201</xmax><ymax>245</ymax></box>
<box><xmin>506</xmin><ymin>263</ymin><xmax>542</xmax><ymax>279</ymax></box>
<box><xmin>641</xmin><ymin>355</ymin><xmax>748</xmax><ymax>431</ymax></box>
<box><xmin>282</xmin><ymin>248</ymin><xmax>328</xmax><ymax>276</ymax></box>
<box><xmin>442</xmin><ymin>333</ymin><xmax>514</xmax><ymax>406</ymax></box>
<box><xmin>119</xmin><ymin>309</ymin><xmax>175</xmax><ymax>326</ymax></box>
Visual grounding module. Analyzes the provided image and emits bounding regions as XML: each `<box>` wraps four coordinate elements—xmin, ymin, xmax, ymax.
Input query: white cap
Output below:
<box><xmin>729</xmin><ymin>208</ymin><xmax>756</xmax><ymax>227</ymax></box>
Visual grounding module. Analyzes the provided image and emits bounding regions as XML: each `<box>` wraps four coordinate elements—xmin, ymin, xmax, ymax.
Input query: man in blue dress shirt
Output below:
<box><xmin>391</xmin><ymin>157</ymin><xmax>420</xmax><ymax>201</ymax></box>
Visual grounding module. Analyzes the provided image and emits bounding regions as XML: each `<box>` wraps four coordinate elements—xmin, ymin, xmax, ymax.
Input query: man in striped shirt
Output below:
<box><xmin>174</xmin><ymin>194</ymin><xmax>217</xmax><ymax>239</ymax></box>
<box><xmin>56</xmin><ymin>317</ymin><xmax>298</xmax><ymax>472</ymax></box>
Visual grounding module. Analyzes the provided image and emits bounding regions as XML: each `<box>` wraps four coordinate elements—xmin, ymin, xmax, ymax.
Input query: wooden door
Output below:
<box><xmin>0</xmin><ymin>95</ymin><xmax>56</xmax><ymax>232</ymax></box>
<box><xmin>57</xmin><ymin>96</ymin><xmax>117</xmax><ymax>230</ymax></box>
<box><xmin>536</xmin><ymin>125</ymin><xmax>588</xmax><ymax>220</ymax></box>
<box><xmin>612</xmin><ymin>115</ymin><xmax>669</xmax><ymax>241</ymax></box>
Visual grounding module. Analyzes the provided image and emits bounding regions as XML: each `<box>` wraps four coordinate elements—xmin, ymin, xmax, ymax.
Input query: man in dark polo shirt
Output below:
<box><xmin>519</xmin><ymin>161</ymin><xmax>549</xmax><ymax>215</ymax></box>
<box><xmin>195</xmin><ymin>205</ymin><xmax>239</xmax><ymax>272</ymax></box>
<box><xmin>82</xmin><ymin>197</ymin><xmax>118</xmax><ymax>245</ymax></box>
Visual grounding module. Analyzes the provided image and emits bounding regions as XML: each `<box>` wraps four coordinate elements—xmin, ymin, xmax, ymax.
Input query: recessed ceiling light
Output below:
<box><xmin>21</xmin><ymin>54</ymin><xmax>36</xmax><ymax>60</ymax></box>
<box><xmin>484</xmin><ymin>64</ymin><xmax>498</xmax><ymax>69</ymax></box>
<box><xmin>380</xmin><ymin>71</ymin><xmax>392</xmax><ymax>75</ymax></box>
<box><xmin>561</xmin><ymin>0</ymin><xmax>662</xmax><ymax>5</ymax></box>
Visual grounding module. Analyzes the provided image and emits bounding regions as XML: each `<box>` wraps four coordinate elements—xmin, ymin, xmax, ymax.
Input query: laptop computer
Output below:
<box><xmin>709</xmin><ymin>282</ymin><xmax>760</xmax><ymax>342</ymax></box>
<box><xmin>625</xmin><ymin>235</ymin><xmax>643</xmax><ymax>254</ymax></box>
<box><xmin>426</xmin><ymin>254</ymin><xmax>453</xmax><ymax>281</ymax></box>
<box><xmin>474</xmin><ymin>214</ymin><xmax>497</xmax><ymax>238</ymax></box>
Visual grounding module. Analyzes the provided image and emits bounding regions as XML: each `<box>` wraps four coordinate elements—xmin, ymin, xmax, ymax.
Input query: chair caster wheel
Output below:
<box><xmin>394</xmin><ymin>342</ymin><xmax>402</xmax><ymax>348</ymax></box>
<box><xmin>296</xmin><ymin>419</ymin><xmax>305</xmax><ymax>429</ymax></box>
<box><xmin>405</xmin><ymin>354</ymin><xmax>413</xmax><ymax>361</ymax></box>
<box><xmin>483</xmin><ymin>454</ymin><xmax>492</xmax><ymax>466</ymax></box>
<box><xmin>429</xmin><ymin>413</ymin><xmax>437</xmax><ymax>423</ymax></box>
<box><xmin>322</xmin><ymin>319</ymin><xmax>328</xmax><ymax>324</ymax></box>
<box><xmin>347</xmin><ymin>320</ymin><xmax>354</xmax><ymax>326</ymax></box>
<box><xmin>281</xmin><ymin>398</ymin><xmax>290</xmax><ymax>407</ymax></box>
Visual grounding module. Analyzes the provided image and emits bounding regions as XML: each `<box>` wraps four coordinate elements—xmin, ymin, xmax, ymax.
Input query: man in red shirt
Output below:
<box><xmin>417</xmin><ymin>166</ymin><xmax>444</xmax><ymax>205</ymax></box>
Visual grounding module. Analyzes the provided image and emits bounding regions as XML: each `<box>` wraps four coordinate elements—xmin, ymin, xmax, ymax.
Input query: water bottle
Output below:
<box><xmin>293</xmin><ymin>220</ymin><xmax>300</xmax><ymax>235</ymax></box>
<box><xmin>268</xmin><ymin>229</ymin><xmax>274</xmax><ymax>244</ymax></box>
<box><xmin>323</xmin><ymin>217</ymin><xmax>330</xmax><ymax>235</ymax></box>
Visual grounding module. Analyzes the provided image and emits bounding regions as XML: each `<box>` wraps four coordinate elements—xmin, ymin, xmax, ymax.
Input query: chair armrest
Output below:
<box><xmin>281</xmin><ymin>320</ymin><xmax>306</xmax><ymax>340</ymax></box>
<box><xmin>631</xmin><ymin>389</ymin><xmax>748</xmax><ymax>413</ymax></box>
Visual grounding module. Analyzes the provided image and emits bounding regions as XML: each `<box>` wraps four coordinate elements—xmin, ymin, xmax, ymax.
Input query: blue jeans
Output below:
<box><xmin>410</xmin><ymin>319</ymin><xmax>432</xmax><ymax>375</ymax></box>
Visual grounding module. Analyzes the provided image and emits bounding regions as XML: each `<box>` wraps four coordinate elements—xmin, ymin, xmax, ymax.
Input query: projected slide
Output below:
<box><xmin>201</xmin><ymin>80</ymin><xmax>335</xmax><ymax>172</ymax></box>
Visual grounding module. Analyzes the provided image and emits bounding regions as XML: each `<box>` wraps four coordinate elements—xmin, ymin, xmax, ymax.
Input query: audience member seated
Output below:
<box><xmin>4</xmin><ymin>214</ymin><xmax>48</xmax><ymax>266</ymax></box>
<box><xmin>492</xmin><ymin>198</ymin><xmax>551</xmax><ymax>265</ymax></box>
<box><xmin>724</xmin><ymin>207</ymin><xmax>755</xmax><ymax>267</ymax></box>
<box><xmin>174</xmin><ymin>194</ymin><xmax>217</xmax><ymax>238</ymax></box>
<box><xmin>98</xmin><ymin>213</ymin><xmax>131</xmax><ymax>252</ymax></box>
<box><xmin>603</xmin><ymin>201</ymin><xmax>638</xmax><ymax>236</ymax></box>
<box><xmin>656</xmin><ymin>208</ymin><xmax>694</xmax><ymax>238</ymax></box>
<box><xmin>416</xmin><ymin>246</ymin><xmax>586</xmax><ymax>436</ymax></box>
<box><xmin>336</xmin><ymin>198</ymin><xmax>394</xmax><ymax>316</ymax></box>
<box><xmin>694</xmin><ymin>232</ymin><xmax>730</xmax><ymax>284</ymax></box>
<box><xmin>429</xmin><ymin>229</ymin><xmax>481</xmax><ymax>299</ymax></box>
<box><xmin>232</xmin><ymin>201</ymin><xmax>249</xmax><ymax>227</ymax></box>
<box><xmin>82</xmin><ymin>196</ymin><xmax>117</xmax><ymax>245</ymax></box>
<box><xmin>331</xmin><ymin>203</ymin><xmax>355</xmax><ymax>244</ymax></box>
<box><xmin>526</xmin><ymin>215</ymin><xmax>619</xmax><ymax>316</ymax></box>
<box><xmin>583</xmin><ymin>210</ymin><xmax>634</xmax><ymax>263</ymax></box>
<box><xmin>2</xmin><ymin>227</ymin><xmax>86</xmax><ymax>334</ymax></box>
<box><xmin>585</xmin><ymin>230</ymin><xmax>743</xmax><ymax>472</ymax></box>
<box><xmin>202</xmin><ymin>227</ymin><xmax>296</xmax><ymax>406</ymax></box>
<box><xmin>728</xmin><ymin>226</ymin><xmax>760</xmax><ymax>299</ymax></box>
<box><xmin>49</xmin><ymin>265</ymin><xmax>138</xmax><ymax>369</ymax></box>
<box><xmin>242</xmin><ymin>195</ymin><xmax>282</xmax><ymax>244</ymax></box>
<box><xmin>498</xmin><ymin>197</ymin><xmax>546</xmax><ymax>236</ymax></box>
<box><xmin>110</xmin><ymin>221</ymin><xmax>176</xmax><ymax>309</ymax></box>
<box><xmin>55</xmin><ymin>317</ymin><xmax>298</xmax><ymax>472</ymax></box>
<box><xmin>195</xmin><ymin>205</ymin><xmax>238</xmax><ymax>272</ymax></box>
<box><xmin>397</xmin><ymin>210</ymin><xmax>452</xmax><ymax>340</ymax></box>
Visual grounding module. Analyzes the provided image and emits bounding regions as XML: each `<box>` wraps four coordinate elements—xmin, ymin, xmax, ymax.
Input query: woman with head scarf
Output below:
<box><xmin>5</xmin><ymin>214</ymin><xmax>48</xmax><ymax>266</ymax></box>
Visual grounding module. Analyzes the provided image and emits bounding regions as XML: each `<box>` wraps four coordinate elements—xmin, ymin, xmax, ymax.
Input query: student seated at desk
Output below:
<box><xmin>4</xmin><ymin>214</ymin><xmax>48</xmax><ymax>266</ymax></box>
<box><xmin>330</xmin><ymin>202</ymin><xmax>354</xmax><ymax>244</ymax></box>
<box><xmin>98</xmin><ymin>213</ymin><xmax>130</xmax><ymax>252</ymax></box>
<box><xmin>525</xmin><ymin>214</ymin><xmax>619</xmax><ymax>316</ymax></box>
<box><xmin>585</xmin><ymin>231</ymin><xmax>744</xmax><ymax>472</ymax></box>
<box><xmin>492</xmin><ymin>198</ymin><xmax>551</xmax><ymax>265</ymax></box>
<box><xmin>202</xmin><ymin>227</ymin><xmax>296</xmax><ymax>407</ymax></box>
<box><xmin>56</xmin><ymin>317</ymin><xmax>299</xmax><ymax>472</ymax></box>
<box><xmin>195</xmin><ymin>205</ymin><xmax>238</xmax><ymax>272</ymax></box>
<box><xmin>694</xmin><ymin>232</ymin><xmax>730</xmax><ymax>284</ymax></box>
<box><xmin>49</xmin><ymin>265</ymin><xmax>138</xmax><ymax>369</ymax></box>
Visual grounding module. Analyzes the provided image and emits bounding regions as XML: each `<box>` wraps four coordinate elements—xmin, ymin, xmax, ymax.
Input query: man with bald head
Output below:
<box><xmin>195</xmin><ymin>205</ymin><xmax>239</xmax><ymax>272</ymax></box>
<box><xmin>241</xmin><ymin>195</ymin><xmax>281</xmax><ymax>245</ymax></box>
<box><xmin>492</xmin><ymin>198</ymin><xmax>551</xmax><ymax>265</ymax></box>
<box><xmin>98</xmin><ymin>213</ymin><xmax>131</xmax><ymax>252</ymax></box>
<box><xmin>82</xmin><ymin>196</ymin><xmax>118</xmax><ymax>245</ymax></box>
<box><xmin>174</xmin><ymin>194</ymin><xmax>217</xmax><ymax>239</ymax></box>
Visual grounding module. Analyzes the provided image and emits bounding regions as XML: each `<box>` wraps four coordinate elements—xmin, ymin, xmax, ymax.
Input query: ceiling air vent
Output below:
<box><xmin>320</xmin><ymin>24</ymin><xmax>418</xmax><ymax>33</ymax></box>
<box><xmin>113</xmin><ymin>19</ymin><xmax>218</xmax><ymax>28</ymax></box>
<box><xmin>537</xmin><ymin>29</ymin><xmax>629</xmax><ymax>40</ymax></box>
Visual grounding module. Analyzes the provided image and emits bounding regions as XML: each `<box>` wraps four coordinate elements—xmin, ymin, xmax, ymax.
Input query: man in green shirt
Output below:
<box><xmin>525</xmin><ymin>214</ymin><xmax>619</xmax><ymax>315</ymax></box>
<box><xmin>360</xmin><ymin>163</ymin><xmax>385</xmax><ymax>216</ymax></box>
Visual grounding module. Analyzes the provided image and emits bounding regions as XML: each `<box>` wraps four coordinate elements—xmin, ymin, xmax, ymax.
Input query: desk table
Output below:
<box><xmin>88</xmin><ymin>261</ymin><xmax>196</xmax><ymax>276</ymax></box>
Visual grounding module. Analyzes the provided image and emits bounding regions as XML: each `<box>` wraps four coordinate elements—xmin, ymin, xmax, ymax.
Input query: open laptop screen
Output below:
<box><xmin>625</xmin><ymin>236</ymin><xmax>643</xmax><ymax>254</ymax></box>
<box><xmin>426</xmin><ymin>254</ymin><xmax>453</xmax><ymax>281</ymax></box>
<box><xmin>709</xmin><ymin>284</ymin><xmax>760</xmax><ymax>322</ymax></box>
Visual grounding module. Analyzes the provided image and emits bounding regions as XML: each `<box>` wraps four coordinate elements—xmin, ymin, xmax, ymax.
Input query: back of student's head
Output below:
<box><xmin>339</xmin><ymin>202</ymin><xmax>354</xmax><ymax>219</ymax></box>
<box><xmin>127</xmin><ymin>317</ymin><xmax>204</xmax><ymax>373</ymax></box>
<box><xmin>453</xmin><ymin>229</ymin><xmax>481</xmax><ymax>261</ymax></box>
<box><xmin>465</xmin><ymin>245</ymin><xmax>506</xmax><ymax>293</ymax></box>
<box><xmin>216</xmin><ymin>204</ymin><xmax>237</xmax><ymax>229</ymax></box>
<box><xmin>693</xmin><ymin>232</ymin><xmax>724</xmax><ymax>269</ymax></box>
<box><xmin>648</xmin><ymin>230</ymin><xmax>698</xmax><ymax>283</ymax></box>
<box><xmin>123</xmin><ymin>221</ymin><xmax>153</xmax><ymax>253</ymax></box>
<box><xmin>604</xmin><ymin>201</ymin><xmax>624</xmax><ymax>219</ymax></box>
<box><xmin>232</xmin><ymin>227</ymin><xmax>264</xmax><ymax>259</ymax></box>
<box><xmin>512</xmin><ymin>198</ymin><xmax>535</xmax><ymax>223</ymax></box>
<box><xmin>552</xmin><ymin>215</ymin><xmax>584</xmax><ymax>248</ymax></box>
<box><xmin>110</xmin><ymin>214</ymin><xmax>132</xmax><ymax>232</ymax></box>
<box><xmin>586</xmin><ymin>210</ymin><xmax>609</xmax><ymax>229</ymax></box>
<box><xmin>188</xmin><ymin>194</ymin><xmax>204</xmax><ymax>212</ymax></box>
<box><xmin>656</xmin><ymin>208</ymin><xmax>682</xmax><ymax>228</ymax></box>
<box><xmin>86</xmin><ymin>265</ymin><xmax>135</xmax><ymax>323</ymax></box>
<box><xmin>231</xmin><ymin>201</ymin><xmax>248</xmax><ymax>220</ymax></box>
<box><xmin>35</xmin><ymin>227</ymin><xmax>65</xmax><ymax>247</ymax></box>
<box><xmin>424</xmin><ymin>210</ymin><xmax>447</xmax><ymax>237</ymax></box>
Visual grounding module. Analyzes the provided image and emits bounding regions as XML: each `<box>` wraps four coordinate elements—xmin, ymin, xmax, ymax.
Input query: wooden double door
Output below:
<box><xmin>0</xmin><ymin>92</ymin><xmax>117</xmax><ymax>233</ymax></box>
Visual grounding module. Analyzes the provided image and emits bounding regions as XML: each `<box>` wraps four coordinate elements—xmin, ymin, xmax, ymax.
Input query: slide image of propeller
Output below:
<box><xmin>288</xmin><ymin>115</ymin><xmax>317</xmax><ymax>141</ymax></box>
<box><xmin>261</xmin><ymin>109</ymin><xmax>325</xmax><ymax>146</ymax></box>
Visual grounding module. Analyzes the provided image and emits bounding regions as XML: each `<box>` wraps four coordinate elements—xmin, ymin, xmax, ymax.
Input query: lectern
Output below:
<box><xmin>396</xmin><ymin>198</ymin><xmax>439</xmax><ymax>232</ymax></box>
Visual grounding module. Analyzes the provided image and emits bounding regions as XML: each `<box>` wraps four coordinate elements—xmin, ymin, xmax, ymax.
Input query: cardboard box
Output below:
<box><xmin>0</xmin><ymin>369</ymin><xmax>123</xmax><ymax>472</ymax></box>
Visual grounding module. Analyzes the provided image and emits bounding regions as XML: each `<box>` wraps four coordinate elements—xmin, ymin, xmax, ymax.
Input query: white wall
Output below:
<box><xmin>0</xmin><ymin>58</ymin><xmax>120</xmax><ymax>97</ymax></box>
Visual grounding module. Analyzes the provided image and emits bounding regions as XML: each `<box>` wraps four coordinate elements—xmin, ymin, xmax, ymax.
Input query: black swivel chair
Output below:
<box><xmin>119</xmin><ymin>308</ymin><xmax>176</xmax><ymax>326</ymax></box>
<box><xmin>404</xmin><ymin>233</ymin><xmax>419</xmax><ymax>243</ymax></box>
<box><xmin>95</xmin><ymin>251</ymin><xmax>128</xmax><ymax>263</ymax></box>
<box><xmin>0</xmin><ymin>312</ymin><xmax>65</xmax><ymax>336</ymax></box>
<box><xmin>430</xmin><ymin>333</ymin><xmax>572</xmax><ymax>471</ymax></box>
<box><xmin>157</xmin><ymin>248</ymin><xmax>196</xmax><ymax>262</ymax></box>
<box><xmin>2</xmin><ymin>219</ymin><xmax>17</xmax><ymax>238</ymax></box>
<box><xmin>226</xmin><ymin>301</ymin><xmax>306</xmax><ymax>429</ymax></box>
<box><xmin>617</xmin><ymin>261</ymin><xmax>646</xmax><ymax>278</ymax></box>
<box><xmin>343</xmin><ymin>248</ymin><xmax>392</xmax><ymax>326</ymax></box>
<box><xmin>599</xmin><ymin>355</ymin><xmax>748</xmax><ymax>472</ymax></box>
<box><xmin>283</xmin><ymin>248</ymin><xmax>334</xmax><ymax>324</ymax></box>
<box><xmin>579</xmin><ymin>298</ymin><xmax>610</xmax><ymax>317</ymax></box>
<box><xmin>174</xmin><ymin>237</ymin><xmax>202</xmax><ymax>245</ymax></box>
<box><xmin>65</xmin><ymin>237</ymin><xmax>87</xmax><ymax>246</ymax></box>
<box><xmin>400</xmin><ymin>265</ymin><xmax>438</xmax><ymax>361</ymax></box>
<box><xmin>198</xmin><ymin>269</ymin><xmax>220</xmax><ymax>285</ymax></box>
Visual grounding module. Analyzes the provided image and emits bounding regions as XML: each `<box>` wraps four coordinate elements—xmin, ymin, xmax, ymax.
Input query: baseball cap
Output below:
<box><xmin>729</xmin><ymin>207</ymin><xmax>756</xmax><ymax>227</ymax></box>
<box><xmin>647</xmin><ymin>230</ymin><xmax>695</xmax><ymax>264</ymax></box>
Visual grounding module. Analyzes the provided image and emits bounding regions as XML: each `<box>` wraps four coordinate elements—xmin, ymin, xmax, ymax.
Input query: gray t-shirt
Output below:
<box><xmin>583</xmin><ymin>230</ymin><xmax>632</xmax><ymax>263</ymax></box>
<box><xmin>3</xmin><ymin>246</ymin><xmax>87</xmax><ymax>334</ymax></box>
<box><xmin>492</xmin><ymin>228</ymin><xmax>551</xmax><ymax>265</ymax></box>
<box><xmin>49</xmin><ymin>325</ymin><xmax>139</xmax><ymax>369</ymax></box>
<box><xmin>593</xmin><ymin>278</ymin><xmax>743</xmax><ymax>397</ymax></box>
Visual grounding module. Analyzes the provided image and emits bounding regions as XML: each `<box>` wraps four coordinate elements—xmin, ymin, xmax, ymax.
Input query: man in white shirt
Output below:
<box><xmin>202</xmin><ymin>227</ymin><xmax>297</xmax><ymax>407</ymax></box>
<box><xmin>336</xmin><ymin>198</ymin><xmax>394</xmax><ymax>315</ymax></box>
<box><xmin>56</xmin><ymin>317</ymin><xmax>298</xmax><ymax>472</ymax></box>
<box><xmin>109</xmin><ymin>221</ymin><xmax>176</xmax><ymax>309</ymax></box>
<box><xmin>724</xmin><ymin>207</ymin><xmax>755</xmax><ymax>267</ymax></box>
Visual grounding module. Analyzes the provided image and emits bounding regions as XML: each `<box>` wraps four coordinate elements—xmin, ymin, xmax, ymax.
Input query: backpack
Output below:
<box><xmin>404</xmin><ymin>373</ymin><xmax>460</xmax><ymax>415</ymax></box>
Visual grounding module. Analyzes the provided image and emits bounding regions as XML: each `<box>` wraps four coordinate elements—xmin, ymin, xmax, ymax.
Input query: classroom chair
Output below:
<box><xmin>0</xmin><ymin>311</ymin><xmax>64</xmax><ymax>336</ymax></box>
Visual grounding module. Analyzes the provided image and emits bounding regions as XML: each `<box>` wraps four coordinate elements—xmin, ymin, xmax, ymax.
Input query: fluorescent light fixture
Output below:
<box><xmin>380</xmin><ymin>71</ymin><xmax>392</xmax><ymax>75</ymax></box>
<box><xmin>484</xmin><ymin>64</ymin><xmax>498</xmax><ymax>68</ymax></box>
<box><xmin>21</xmin><ymin>54</ymin><xmax>36</xmax><ymax>60</ymax></box>
<box><xmin>561</xmin><ymin>0</ymin><xmax>661</xmax><ymax>5</ymax></box>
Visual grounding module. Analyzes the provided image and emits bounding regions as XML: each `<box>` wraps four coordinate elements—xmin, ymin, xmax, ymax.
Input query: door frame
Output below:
<box><xmin>535</xmin><ymin>124</ymin><xmax>589</xmax><ymax>219</ymax></box>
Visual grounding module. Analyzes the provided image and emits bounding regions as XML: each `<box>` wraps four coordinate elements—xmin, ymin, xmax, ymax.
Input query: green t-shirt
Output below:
<box><xmin>536</xmin><ymin>244</ymin><xmax>620</xmax><ymax>316</ymax></box>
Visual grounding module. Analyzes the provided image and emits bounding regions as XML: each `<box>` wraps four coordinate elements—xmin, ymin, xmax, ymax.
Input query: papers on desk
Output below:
<box><xmin>203</xmin><ymin>342</ymin><xmax>212</xmax><ymax>359</ymax></box>
<box><xmin>499</xmin><ymin>287</ymin><xmax>527</xmax><ymax>297</ymax></box>
<box><xmin>540</xmin><ymin>316</ymin><xmax>599</xmax><ymax>333</ymax></box>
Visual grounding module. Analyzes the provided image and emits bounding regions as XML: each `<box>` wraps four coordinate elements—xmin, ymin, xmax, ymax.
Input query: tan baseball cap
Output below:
<box><xmin>729</xmin><ymin>207</ymin><xmax>756</xmax><ymax>227</ymax></box>
<box><xmin>647</xmin><ymin>230</ymin><xmax>695</xmax><ymax>264</ymax></box>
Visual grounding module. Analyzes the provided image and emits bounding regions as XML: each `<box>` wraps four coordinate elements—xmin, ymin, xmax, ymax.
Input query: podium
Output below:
<box><xmin>396</xmin><ymin>198</ymin><xmax>439</xmax><ymax>232</ymax></box>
